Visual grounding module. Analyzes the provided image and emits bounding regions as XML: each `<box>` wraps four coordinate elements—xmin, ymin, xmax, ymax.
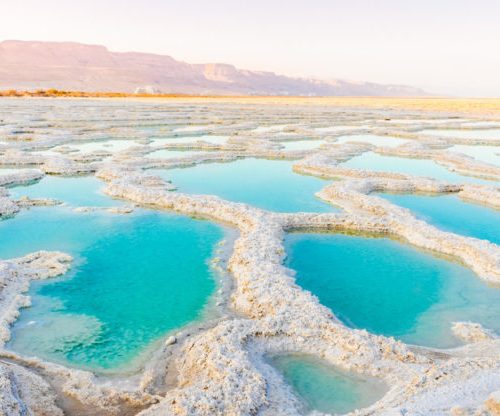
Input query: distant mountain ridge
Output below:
<box><xmin>0</xmin><ymin>40</ymin><xmax>428</xmax><ymax>96</ymax></box>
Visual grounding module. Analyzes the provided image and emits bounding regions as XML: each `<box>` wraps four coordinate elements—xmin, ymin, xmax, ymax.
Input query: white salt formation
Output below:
<box><xmin>0</xmin><ymin>99</ymin><xmax>499</xmax><ymax>415</ymax></box>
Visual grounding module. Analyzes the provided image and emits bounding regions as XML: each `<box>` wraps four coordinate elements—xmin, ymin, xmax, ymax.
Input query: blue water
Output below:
<box><xmin>341</xmin><ymin>152</ymin><xmax>498</xmax><ymax>185</ymax></box>
<box><xmin>380</xmin><ymin>193</ymin><xmax>500</xmax><ymax>245</ymax></box>
<box><xmin>422</xmin><ymin>129</ymin><xmax>500</xmax><ymax>140</ymax></box>
<box><xmin>285</xmin><ymin>233</ymin><xmax>500</xmax><ymax>348</ymax></box>
<box><xmin>8</xmin><ymin>175</ymin><xmax>122</xmax><ymax>207</ymax></box>
<box><xmin>336</xmin><ymin>134</ymin><xmax>410</xmax><ymax>148</ymax></box>
<box><xmin>66</xmin><ymin>139</ymin><xmax>141</xmax><ymax>153</ymax></box>
<box><xmin>270</xmin><ymin>354</ymin><xmax>387</xmax><ymax>414</ymax></box>
<box><xmin>449</xmin><ymin>145</ymin><xmax>500</xmax><ymax>167</ymax></box>
<box><xmin>2</xmin><ymin>207</ymin><xmax>224</xmax><ymax>371</ymax></box>
<box><xmin>152</xmin><ymin>158</ymin><xmax>337</xmax><ymax>212</ymax></box>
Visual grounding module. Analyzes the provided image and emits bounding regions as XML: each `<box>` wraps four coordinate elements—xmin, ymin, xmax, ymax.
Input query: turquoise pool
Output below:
<box><xmin>8</xmin><ymin>175</ymin><xmax>122</xmax><ymax>207</ymax></box>
<box><xmin>449</xmin><ymin>145</ymin><xmax>500</xmax><ymax>167</ymax></box>
<box><xmin>341</xmin><ymin>152</ymin><xmax>499</xmax><ymax>185</ymax></box>
<box><xmin>380</xmin><ymin>193</ymin><xmax>500</xmax><ymax>245</ymax></box>
<box><xmin>285</xmin><ymin>233</ymin><xmax>500</xmax><ymax>348</ymax></box>
<box><xmin>336</xmin><ymin>134</ymin><xmax>410</xmax><ymax>148</ymax></box>
<box><xmin>270</xmin><ymin>354</ymin><xmax>387</xmax><ymax>414</ymax></box>
<box><xmin>152</xmin><ymin>158</ymin><xmax>337</xmax><ymax>213</ymax></box>
<box><xmin>2</xmin><ymin>207</ymin><xmax>225</xmax><ymax>372</ymax></box>
<box><xmin>422</xmin><ymin>129</ymin><xmax>500</xmax><ymax>140</ymax></box>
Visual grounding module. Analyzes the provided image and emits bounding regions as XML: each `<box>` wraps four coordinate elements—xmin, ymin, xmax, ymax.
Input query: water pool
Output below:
<box><xmin>8</xmin><ymin>175</ymin><xmax>121</xmax><ymax>207</ymax></box>
<box><xmin>152</xmin><ymin>158</ymin><xmax>337</xmax><ymax>213</ymax></box>
<box><xmin>449</xmin><ymin>145</ymin><xmax>500</xmax><ymax>167</ymax></box>
<box><xmin>66</xmin><ymin>139</ymin><xmax>143</xmax><ymax>153</ymax></box>
<box><xmin>422</xmin><ymin>129</ymin><xmax>500</xmax><ymax>140</ymax></box>
<box><xmin>336</xmin><ymin>134</ymin><xmax>410</xmax><ymax>148</ymax></box>
<box><xmin>3</xmin><ymin>207</ymin><xmax>225</xmax><ymax>372</ymax></box>
<box><xmin>270</xmin><ymin>354</ymin><xmax>387</xmax><ymax>414</ymax></box>
<box><xmin>380</xmin><ymin>193</ymin><xmax>500</xmax><ymax>245</ymax></box>
<box><xmin>285</xmin><ymin>233</ymin><xmax>500</xmax><ymax>348</ymax></box>
<box><xmin>340</xmin><ymin>152</ymin><xmax>499</xmax><ymax>185</ymax></box>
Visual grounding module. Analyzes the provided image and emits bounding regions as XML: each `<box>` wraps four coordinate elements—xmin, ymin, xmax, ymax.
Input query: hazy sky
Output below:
<box><xmin>2</xmin><ymin>0</ymin><xmax>500</xmax><ymax>96</ymax></box>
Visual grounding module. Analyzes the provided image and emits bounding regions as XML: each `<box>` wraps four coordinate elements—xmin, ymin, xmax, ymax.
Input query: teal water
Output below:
<box><xmin>8</xmin><ymin>176</ymin><xmax>122</xmax><ymax>207</ymax></box>
<box><xmin>336</xmin><ymin>134</ymin><xmax>410</xmax><ymax>148</ymax></box>
<box><xmin>449</xmin><ymin>145</ymin><xmax>500</xmax><ymax>167</ymax></box>
<box><xmin>380</xmin><ymin>193</ymin><xmax>500</xmax><ymax>245</ymax></box>
<box><xmin>422</xmin><ymin>129</ymin><xmax>500</xmax><ymax>140</ymax></box>
<box><xmin>341</xmin><ymin>152</ymin><xmax>499</xmax><ymax>185</ymax></box>
<box><xmin>270</xmin><ymin>355</ymin><xmax>387</xmax><ymax>414</ymax></box>
<box><xmin>3</xmin><ymin>207</ymin><xmax>224</xmax><ymax>371</ymax></box>
<box><xmin>285</xmin><ymin>233</ymin><xmax>500</xmax><ymax>348</ymax></box>
<box><xmin>153</xmin><ymin>158</ymin><xmax>337</xmax><ymax>212</ymax></box>
<box><xmin>66</xmin><ymin>139</ymin><xmax>142</xmax><ymax>153</ymax></box>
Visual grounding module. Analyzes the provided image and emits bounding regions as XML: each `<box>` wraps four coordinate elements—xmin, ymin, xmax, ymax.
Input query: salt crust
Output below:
<box><xmin>0</xmin><ymin>106</ymin><xmax>499</xmax><ymax>415</ymax></box>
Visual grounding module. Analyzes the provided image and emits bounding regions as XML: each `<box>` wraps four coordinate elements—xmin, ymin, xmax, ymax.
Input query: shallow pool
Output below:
<box><xmin>340</xmin><ymin>152</ymin><xmax>498</xmax><ymax>185</ymax></box>
<box><xmin>285</xmin><ymin>233</ymin><xmax>500</xmax><ymax>348</ymax></box>
<box><xmin>8</xmin><ymin>175</ymin><xmax>121</xmax><ymax>207</ymax></box>
<box><xmin>66</xmin><ymin>139</ymin><xmax>143</xmax><ymax>153</ymax></box>
<box><xmin>380</xmin><ymin>193</ymin><xmax>500</xmax><ymax>245</ymax></box>
<box><xmin>269</xmin><ymin>354</ymin><xmax>387</xmax><ymax>414</ymax></box>
<box><xmin>422</xmin><ymin>129</ymin><xmax>500</xmax><ymax>140</ymax></box>
<box><xmin>449</xmin><ymin>145</ymin><xmax>500</xmax><ymax>167</ymax></box>
<box><xmin>153</xmin><ymin>158</ymin><xmax>337</xmax><ymax>213</ymax></box>
<box><xmin>3</xmin><ymin>207</ymin><xmax>224</xmax><ymax>372</ymax></box>
<box><xmin>173</xmin><ymin>125</ymin><xmax>208</xmax><ymax>133</ymax></box>
<box><xmin>336</xmin><ymin>134</ymin><xmax>410</xmax><ymax>148</ymax></box>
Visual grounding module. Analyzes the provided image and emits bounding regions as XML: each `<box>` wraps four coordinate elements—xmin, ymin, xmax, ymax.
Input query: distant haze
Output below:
<box><xmin>0</xmin><ymin>40</ymin><xmax>427</xmax><ymax>96</ymax></box>
<box><xmin>1</xmin><ymin>0</ymin><xmax>500</xmax><ymax>96</ymax></box>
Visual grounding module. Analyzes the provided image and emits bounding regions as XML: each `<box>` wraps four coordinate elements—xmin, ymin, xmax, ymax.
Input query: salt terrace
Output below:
<box><xmin>0</xmin><ymin>97</ymin><xmax>499</xmax><ymax>416</ymax></box>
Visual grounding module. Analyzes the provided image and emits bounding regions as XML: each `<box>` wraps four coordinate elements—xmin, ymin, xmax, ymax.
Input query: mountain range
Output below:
<box><xmin>0</xmin><ymin>40</ymin><xmax>427</xmax><ymax>96</ymax></box>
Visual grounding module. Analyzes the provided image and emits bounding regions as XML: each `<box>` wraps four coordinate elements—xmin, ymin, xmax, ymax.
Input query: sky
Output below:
<box><xmin>1</xmin><ymin>0</ymin><xmax>500</xmax><ymax>96</ymax></box>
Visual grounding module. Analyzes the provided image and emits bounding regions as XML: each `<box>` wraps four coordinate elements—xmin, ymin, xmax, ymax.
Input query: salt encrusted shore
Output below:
<box><xmin>0</xmin><ymin>102</ymin><xmax>499</xmax><ymax>415</ymax></box>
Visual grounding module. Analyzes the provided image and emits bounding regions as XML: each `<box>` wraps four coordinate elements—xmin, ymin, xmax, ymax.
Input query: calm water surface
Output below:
<box><xmin>285</xmin><ymin>233</ymin><xmax>500</xmax><ymax>348</ymax></box>
<box><xmin>270</xmin><ymin>354</ymin><xmax>387</xmax><ymax>414</ymax></box>
<box><xmin>449</xmin><ymin>145</ymin><xmax>500</xmax><ymax>167</ymax></box>
<box><xmin>422</xmin><ymin>129</ymin><xmax>500</xmax><ymax>140</ymax></box>
<box><xmin>341</xmin><ymin>152</ymin><xmax>498</xmax><ymax>185</ymax></box>
<box><xmin>336</xmin><ymin>134</ymin><xmax>410</xmax><ymax>148</ymax></box>
<box><xmin>8</xmin><ymin>175</ymin><xmax>122</xmax><ymax>207</ymax></box>
<box><xmin>380</xmin><ymin>193</ymin><xmax>500</xmax><ymax>245</ymax></box>
<box><xmin>153</xmin><ymin>158</ymin><xmax>337</xmax><ymax>213</ymax></box>
<box><xmin>3</xmin><ymin>207</ymin><xmax>224</xmax><ymax>371</ymax></box>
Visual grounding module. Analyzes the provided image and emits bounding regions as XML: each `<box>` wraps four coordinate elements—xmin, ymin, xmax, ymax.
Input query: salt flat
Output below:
<box><xmin>0</xmin><ymin>97</ymin><xmax>499</xmax><ymax>416</ymax></box>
